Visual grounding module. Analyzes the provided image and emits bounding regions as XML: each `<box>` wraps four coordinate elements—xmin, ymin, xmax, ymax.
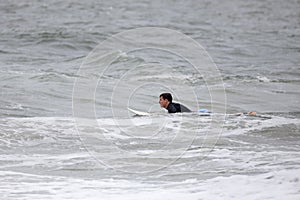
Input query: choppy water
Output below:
<box><xmin>1</xmin><ymin>0</ymin><xmax>300</xmax><ymax>199</ymax></box>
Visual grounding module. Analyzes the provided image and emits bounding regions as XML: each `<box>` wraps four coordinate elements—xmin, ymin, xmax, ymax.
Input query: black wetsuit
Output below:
<box><xmin>166</xmin><ymin>102</ymin><xmax>191</xmax><ymax>113</ymax></box>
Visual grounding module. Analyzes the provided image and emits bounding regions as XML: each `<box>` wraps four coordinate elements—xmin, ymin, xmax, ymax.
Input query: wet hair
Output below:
<box><xmin>159</xmin><ymin>93</ymin><xmax>172</xmax><ymax>103</ymax></box>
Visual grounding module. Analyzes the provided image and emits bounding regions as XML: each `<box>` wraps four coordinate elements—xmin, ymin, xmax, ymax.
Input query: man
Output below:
<box><xmin>159</xmin><ymin>93</ymin><xmax>191</xmax><ymax>113</ymax></box>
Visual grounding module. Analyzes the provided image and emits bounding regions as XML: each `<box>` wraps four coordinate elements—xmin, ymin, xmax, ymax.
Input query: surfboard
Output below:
<box><xmin>128</xmin><ymin>107</ymin><xmax>270</xmax><ymax>119</ymax></box>
<box><xmin>127</xmin><ymin>107</ymin><xmax>211</xmax><ymax>116</ymax></box>
<box><xmin>127</xmin><ymin>107</ymin><xmax>151</xmax><ymax>116</ymax></box>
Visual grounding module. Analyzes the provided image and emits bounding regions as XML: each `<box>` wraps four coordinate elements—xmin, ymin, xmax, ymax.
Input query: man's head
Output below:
<box><xmin>159</xmin><ymin>93</ymin><xmax>172</xmax><ymax>108</ymax></box>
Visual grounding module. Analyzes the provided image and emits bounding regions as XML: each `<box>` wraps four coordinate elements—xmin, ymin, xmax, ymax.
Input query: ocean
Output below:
<box><xmin>0</xmin><ymin>0</ymin><xmax>300</xmax><ymax>199</ymax></box>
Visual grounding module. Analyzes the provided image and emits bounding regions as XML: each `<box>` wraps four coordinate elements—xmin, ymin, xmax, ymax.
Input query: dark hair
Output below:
<box><xmin>159</xmin><ymin>93</ymin><xmax>172</xmax><ymax>102</ymax></box>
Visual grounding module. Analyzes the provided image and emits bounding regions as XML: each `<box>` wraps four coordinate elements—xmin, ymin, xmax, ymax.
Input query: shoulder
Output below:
<box><xmin>167</xmin><ymin>103</ymin><xmax>177</xmax><ymax>113</ymax></box>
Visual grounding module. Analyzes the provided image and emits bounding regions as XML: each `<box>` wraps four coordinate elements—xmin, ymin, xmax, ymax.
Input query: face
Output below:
<box><xmin>159</xmin><ymin>96</ymin><xmax>169</xmax><ymax>108</ymax></box>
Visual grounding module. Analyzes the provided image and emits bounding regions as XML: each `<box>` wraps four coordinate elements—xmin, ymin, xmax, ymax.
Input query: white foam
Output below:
<box><xmin>257</xmin><ymin>75</ymin><xmax>271</xmax><ymax>82</ymax></box>
<box><xmin>0</xmin><ymin>169</ymin><xmax>299</xmax><ymax>200</ymax></box>
<box><xmin>0</xmin><ymin>116</ymin><xmax>300</xmax><ymax>199</ymax></box>
<box><xmin>222</xmin><ymin>115</ymin><xmax>300</xmax><ymax>136</ymax></box>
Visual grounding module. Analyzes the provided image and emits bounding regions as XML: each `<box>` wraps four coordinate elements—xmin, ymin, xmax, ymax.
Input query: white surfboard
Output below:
<box><xmin>128</xmin><ymin>107</ymin><xmax>151</xmax><ymax>116</ymax></box>
<box><xmin>127</xmin><ymin>107</ymin><xmax>211</xmax><ymax>116</ymax></box>
<box><xmin>128</xmin><ymin>107</ymin><xmax>270</xmax><ymax>119</ymax></box>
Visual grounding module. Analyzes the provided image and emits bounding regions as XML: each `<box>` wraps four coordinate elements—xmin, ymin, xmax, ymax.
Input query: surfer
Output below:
<box><xmin>159</xmin><ymin>93</ymin><xmax>191</xmax><ymax>113</ymax></box>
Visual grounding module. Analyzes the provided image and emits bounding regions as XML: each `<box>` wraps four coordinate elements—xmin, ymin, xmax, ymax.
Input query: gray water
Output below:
<box><xmin>0</xmin><ymin>0</ymin><xmax>300</xmax><ymax>199</ymax></box>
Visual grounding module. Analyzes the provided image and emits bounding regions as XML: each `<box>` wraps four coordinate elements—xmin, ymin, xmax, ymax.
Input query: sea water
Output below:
<box><xmin>0</xmin><ymin>0</ymin><xmax>299</xmax><ymax>199</ymax></box>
